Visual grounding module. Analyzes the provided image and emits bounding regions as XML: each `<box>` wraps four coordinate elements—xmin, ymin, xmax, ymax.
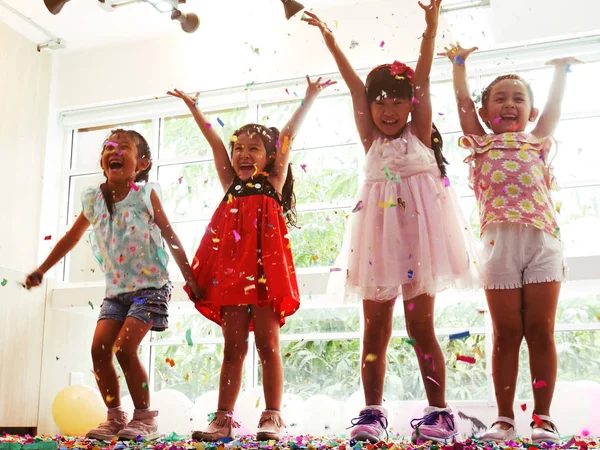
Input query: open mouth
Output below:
<box><xmin>382</xmin><ymin>119</ymin><xmax>398</xmax><ymax>126</ymax></box>
<box><xmin>108</xmin><ymin>159</ymin><xmax>124</xmax><ymax>171</ymax></box>
<box><xmin>239</xmin><ymin>162</ymin><xmax>255</xmax><ymax>172</ymax></box>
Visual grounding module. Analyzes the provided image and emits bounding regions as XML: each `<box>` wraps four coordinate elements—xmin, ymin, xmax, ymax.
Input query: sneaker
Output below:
<box><xmin>87</xmin><ymin>408</ymin><xmax>128</xmax><ymax>440</ymax></box>
<box><xmin>348</xmin><ymin>406</ymin><xmax>388</xmax><ymax>443</ymax></box>
<box><xmin>531</xmin><ymin>415</ymin><xmax>561</xmax><ymax>444</ymax></box>
<box><xmin>479</xmin><ymin>417</ymin><xmax>517</xmax><ymax>442</ymax></box>
<box><xmin>192</xmin><ymin>410</ymin><xmax>238</xmax><ymax>442</ymax></box>
<box><xmin>256</xmin><ymin>410</ymin><xmax>286</xmax><ymax>441</ymax></box>
<box><xmin>117</xmin><ymin>409</ymin><xmax>159</xmax><ymax>441</ymax></box>
<box><xmin>411</xmin><ymin>406</ymin><xmax>458</xmax><ymax>444</ymax></box>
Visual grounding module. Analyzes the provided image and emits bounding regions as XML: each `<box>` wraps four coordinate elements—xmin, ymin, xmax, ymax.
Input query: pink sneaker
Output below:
<box><xmin>117</xmin><ymin>409</ymin><xmax>160</xmax><ymax>441</ymax></box>
<box><xmin>87</xmin><ymin>408</ymin><xmax>128</xmax><ymax>440</ymax></box>
<box><xmin>411</xmin><ymin>406</ymin><xmax>458</xmax><ymax>444</ymax></box>
<box><xmin>349</xmin><ymin>406</ymin><xmax>388</xmax><ymax>443</ymax></box>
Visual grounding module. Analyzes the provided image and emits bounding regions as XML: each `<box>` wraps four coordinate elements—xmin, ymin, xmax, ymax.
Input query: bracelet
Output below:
<box><xmin>422</xmin><ymin>33</ymin><xmax>436</xmax><ymax>39</ymax></box>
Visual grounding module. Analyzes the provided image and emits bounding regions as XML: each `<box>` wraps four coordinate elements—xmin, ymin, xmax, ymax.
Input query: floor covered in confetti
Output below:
<box><xmin>1</xmin><ymin>435</ymin><xmax>598</xmax><ymax>450</ymax></box>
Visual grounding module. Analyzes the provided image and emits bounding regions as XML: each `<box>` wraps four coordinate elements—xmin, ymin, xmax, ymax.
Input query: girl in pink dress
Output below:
<box><xmin>443</xmin><ymin>42</ymin><xmax>579</xmax><ymax>444</ymax></box>
<box><xmin>304</xmin><ymin>1</ymin><xmax>478</xmax><ymax>444</ymax></box>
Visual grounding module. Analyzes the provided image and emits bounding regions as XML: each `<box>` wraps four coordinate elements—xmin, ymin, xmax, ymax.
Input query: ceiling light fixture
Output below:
<box><xmin>281</xmin><ymin>0</ymin><xmax>304</xmax><ymax>20</ymax></box>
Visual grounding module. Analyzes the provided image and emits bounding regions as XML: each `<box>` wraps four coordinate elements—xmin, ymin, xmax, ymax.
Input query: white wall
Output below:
<box><xmin>0</xmin><ymin>21</ymin><xmax>52</xmax><ymax>273</ymax></box>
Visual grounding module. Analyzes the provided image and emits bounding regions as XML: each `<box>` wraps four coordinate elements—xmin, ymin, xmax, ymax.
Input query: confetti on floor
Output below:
<box><xmin>1</xmin><ymin>435</ymin><xmax>597</xmax><ymax>450</ymax></box>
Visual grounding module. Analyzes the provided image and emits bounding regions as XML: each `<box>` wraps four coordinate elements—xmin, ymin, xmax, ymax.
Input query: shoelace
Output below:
<box><xmin>411</xmin><ymin>411</ymin><xmax>455</xmax><ymax>430</ymax></box>
<box><xmin>348</xmin><ymin>410</ymin><xmax>389</xmax><ymax>439</ymax></box>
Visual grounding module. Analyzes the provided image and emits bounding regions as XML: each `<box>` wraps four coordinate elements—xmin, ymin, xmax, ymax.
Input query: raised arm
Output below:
<box><xmin>440</xmin><ymin>43</ymin><xmax>485</xmax><ymax>136</ymax></box>
<box><xmin>24</xmin><ymin>213</ymin><xmax>90</xmax><ymax>289</ymax></box>
<box><xmin>271</xmin><ymin>76</ymin><xmax>335</xmax><ymax>190</ymax></box>
<box><xmin>532</xmin><ymin>57</ymin><xmax>581</xmax><ymax>138</ymax></box>
<box><xmin>150</xmin><ymin>190</ymin><xmax>203</xmax><ymax>300</ymax></box>
<box><xmin>303</xmin><ymin>11</ymin><xmax>376</xmax><ymax>151</ymax></box>
<box><xmin>167</xmin><ymin>89</ymin><xmax>235</xmax><ymax>191</ymax></box>
<box><xmin>411</xmin><ymin>0</ymin><xmax>442</xmax><ymax>146</ymax></box>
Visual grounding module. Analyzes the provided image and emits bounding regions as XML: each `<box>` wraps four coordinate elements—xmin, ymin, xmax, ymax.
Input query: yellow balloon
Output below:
<box><xmin>52</xmin><ymin>385</ymin><xmax>106</xmax><ymax>436</ymax></box>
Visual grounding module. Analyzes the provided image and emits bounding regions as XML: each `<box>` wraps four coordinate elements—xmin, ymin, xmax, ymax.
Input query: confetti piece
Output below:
<box><xmin>380</xmin><ymin>40</ymin><xmax>385</xmax><ymax>48</ymax></box>
<box><xmin>493</xmin><ymin>117</ymin><xmax>502</xmax><ymax>124</ymax></box>
<box><xmin>141</xmin><ymin>269</ymin><xmax>151</xmax><ymax>275</ymax></box>
<box><xmin>561</xmin><ymin>437</ymin><xmax>576</xmax><ymax>449</ymax></box>
<box><xmin>566</xmin><ymin>64</ymin><xmax>572</xmax><ymax>73</ymax></box>
<box><xmin>352</xmin><ymin>200</ymin><xmax>364</xmax><ymax>213</ymax></box>
<box><xmin>407</xmin><ymin>303</ymin><xmax>414</xmax><ymax>311</ymax></box>
<box><xmin>333</xmin><ymin>19</ymin><xmax>338</xmax><ymax>28</ymax></box>
<box><xmin>208</xmin><ymin>412</ymin><xmax>216</xmax><ymax>422</ymax></box>
<box><xmin>384</xmin><ymin>165</ymin><xmax>393</xmax><ymax>180</ymax></box>
<box><xmin>300</xmin><ymin>164</ymin><xmax>307</xmax><ymax>172</ymax></box>
<box><xmin>533</xmin><ymin>380</ymin><xmax>547</xmax><ymax>389</ymax></box>
<box><xmin>350</xmin><ymin>40</ymin><xmax>359</xmax><ymax>49</ymax></box>
<box><xmin>129</xmin><ymin>181</ymin><xmax>139</xmax><ymax>192</ymax></box>
<box><xmin>178</xmin><ymin>176</ymin><xmax>183</xmax><ymax>184</ymax></box>
<box><xmin>405</xmin><ymin>338</ymin><xmax>415</xmax><ymax>346</ymax></box>
<box><xmin>244</xmin><ymin>285</ymin><xmax>256</xmax><ymax>293</ymax></box>
<box><xmin>230</xmin><ymin>135</ymin><xmax>238</xmax><ymax>143</ymax></box>
<box><xmin>365</xmin><ymin>354</ymin><xmax>378</xmax><ymax>362</ymax></box>
<box><xmin>88</xmin><ymin>301</ymin><xmax>94</xmax><ymax>309</ymax></box>
<box><xmin>456</xmin><ymin>354</ymin><xmax>476</xmax><ymax>364</ymax></box>
<box><xmin>532</xmin><ymin>413</ymin><xmax>543</xmax><ymax>427</ymax></box>
<box><xmin>258</xmin><ymin>277</ymin><xmax>267</xmax><ymax>284</ymax></box>
<box><xmin>233</xmin><ymin>230</ymin><xmax>241</xmax><ymax>242</ymax></box>
<box><xmin>1</xmin><ymin>279</ymin><xmax>7</xmax><ymax>287</ymax></box>
<box><xmin>330</xmin><ymin>268</ymin><xmax>342</xmax><ymax>272</ymax></box>
<box><xmin>455</xmin><ymin>55</ymin><xmax>465</xmax><ymax>65</ymax></box>
<box><xmin>555</xmin><ymin>200</ymin><xmax>563</xmax><ymax>214</ymax></box>
<box><xmin>581</xmin><ymin>429</ymin><xmax>590</xmax><ymax>437</ymax></box>
<box><xmin>44</xmin><ymin>235</ymin><xmax>52</xmax><ymax>240</ymax></box>
<box><xmin>412</xmin><ymin>97</ymin><xmax>420</xmax><ymax>104</ymax></box>
<box><xmin>133</xmin><ymin>296</ymin><xmax>147</xmax><ymax>304</ymax></box>
<box><xmin>185</xmin><ymin>328</ymin><xmax>193</xmax><ymax>346</ymax></box>
<box><xmin>205</xmin><ymin>123</ymin><xmax>212</xmax><ymax>129</ymax></box>
<box><xmin>407</xmin><ymin>269</ymin><xmax>414</xmax><ymax>279</ymax></box>
<box><xmin>165</xmin><ymin>357</ymin><xmax>175</xmax><ymax>367</ymax></box>
<box><xmin>397</xmin><ymin>197</ymin><xmax>406</xmax><ymax>211</ymax></box>
<box><xmin>217</xmin><ymin>118</ymin><xmax>224</xmax><ymax>127</ymax></box>
<box><xmin>142</xmin><ymin>382</ymin><xmax>148</xmax><ymax>391</ymax></box>
<box><xmin>281</xmin><ymin>136</ymin><xmax>290</xmax><ymax>154</ymax></box>
<box><xmin>426</xmin><ymin>376</ymin><xmax>440</xmax><ymax>386</ymax></box>
<box><xmin>444</xmin><ymin>176</ymin><xmax>451</xmax><ymax>187</ymax></box>
<box><xmin>106</xmin><ymin>395</ymin><xmax>114</xmax><ymax>403</ymax></box>
<box><xmin>490</xmin><ymin>240</ymin><xmax>495</xmax><ymax>246</ymax></box>
<box><xmin>105</xmin><ymin>141</ymin><xmax>119</xmax><ymax>147</ymax></box>
<box><xmin>520</xmin><ymin>403</ymin><xmax>527</xmax><ymax>411</ymax></box>
<box><xmin>449</xmin><ymin>331</ymin><xmax>470</xmax><ymax>340</ymax></box>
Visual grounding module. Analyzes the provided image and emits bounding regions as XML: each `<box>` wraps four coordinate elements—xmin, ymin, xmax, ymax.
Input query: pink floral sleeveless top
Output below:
<box><xmin>459</xmin><ymin>132</ymin><xmax>559</xmax><ymax>239</ymax></box>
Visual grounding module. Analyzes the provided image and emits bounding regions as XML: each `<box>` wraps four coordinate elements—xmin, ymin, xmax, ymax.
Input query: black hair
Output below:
<box><xmin>230</xmin><ymin>124</ymin><xmax>297</xmax><ymax>228</ymax></box>
<box><xmin>481</xmin><ymin>74</ymin><xmax>535</xmax><ymax>109</ymax></box>
<box><xmin>366</xmin><ymin>64</ymin><xmax>448</xmax><ymax>177</ymax></box>
<box><xmin>100</xmin><ymin>129</ymin><xmax>152</xmax><ymax>217</ymax></box>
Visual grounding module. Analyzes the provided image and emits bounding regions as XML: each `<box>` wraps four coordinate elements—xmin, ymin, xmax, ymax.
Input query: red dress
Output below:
<box><xmin>184</xmin><ymin>175</ymin><xmax>300</xmax><ymax>331</ymax></box>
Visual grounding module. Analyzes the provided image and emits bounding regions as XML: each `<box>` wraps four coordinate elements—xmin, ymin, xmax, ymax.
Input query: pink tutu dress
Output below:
<box><xmin>343</xmin><ymin>124</ymin><xmax>479</xmax><ymax>301</ymax></box>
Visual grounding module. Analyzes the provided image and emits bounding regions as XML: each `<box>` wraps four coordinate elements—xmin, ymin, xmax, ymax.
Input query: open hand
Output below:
<box><xmin>545</xmin><ymin>56</ymin><xmax>583</xmax><ymax>68</ymax></box>
<box><xmin>305</xmin><ymin>76</ymin><xmax>336</xmax><ymax>100</ymax></box>
<box><xmin>418</xmin><ymin>0</ymin><xmax>442</xmax><ymax>30</ymax></box>
<box><xmin>302</xmin><ymin>11</ymin><xmax>335</xmax><ymax>48</ymax></box>
<box><xmin>438</xmin><ymin>42</ymin><xmax>478</xmax><ymax>63</ymax></box>
<box><xmin>167</xmin><ymin>89</ymin><xmax>200</xmax><ymax>110</ymax></box>
<box><xmin>24</xmin><ymin>270</ymin><xmax>44</xmax><ymax>289</ymax></box>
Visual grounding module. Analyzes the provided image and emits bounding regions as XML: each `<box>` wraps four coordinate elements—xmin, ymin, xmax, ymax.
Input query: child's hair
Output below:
<box><xmin>100</xmin><ymin>129</ymin><xmax>152</xmax><ymax>217</ymax></box>
<box><xmin>230</xmin><ymin>124</ymin><xmax>297</xmax><ymax>228</ymax></box>
<box><xmin>481</xmin><ymin>74</ymin><xmax>535</xmax><ymax>109</ymax></box>
<box><xmin>365</xmin><ymin>63</ymin><xmax>448</xmax><ymax>178</ymax></box>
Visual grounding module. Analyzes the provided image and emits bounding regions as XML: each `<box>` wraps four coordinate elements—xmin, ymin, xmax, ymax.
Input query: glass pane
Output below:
<box><xmin>387</xmin><ymin>333</ymin><xmax>487</xmax><ymax>401</ymax></box>
<box><xmin>431</xmin><ymin>81</ymin><xmax>463</xmax><ymax>135</ymax></box>
<box><xmin>68</xmin><ymin>173</ymin><xmax>105</xmax><ymax>222</ymax></box>
<box><xmin>73</xmin><ymin>121</ymin><xmax>152</xmax><ymax>173</ymax></box>
<box><xmin>259</xmin><ymin>96</ymin><xmax>358</xmax><ymax>150</ymax></box>
<box><xmin>291</xmin><ymin>147</ymin><xmax>360</xmax><ymax>205</ymax></box>
<box><xmin>281</xmin><ymin>305</ymin><xmax>360</xmax><ymax>335</ymax></box>
<box><xmin>152</xmin><ymin>343</ymin><xmax>225</xmax><ymax>400</ymax></box>
<box><xmin>158</xmin><ymin>162</ymin><xmax>223</xmax><ymax>222</ymax></box>
<box><xmin>556</xmin><ymin>291</ymin><xmax>600</xmax><ymax>326</ymax></box>
<box><xmin>553</xmin><ymin>116</ymin><xmax>600</xmax><ymax>185</ymax></box>
<box><xmin>165</xmin><ymin>221</ymin><xmax>208</xmax><ymax>283</ymax></box>
<box><xmin>260</xmin><ymin>339</ymin><xmax>360</xmax><ymax>400</ymax></box>
<box><xmin>555</xmin><ymin>185</ymin><xmax>600</xmax><ymax>257</ymax></box>
<box><xmin>160</xmin><ymin>108</ymin><xmax>255</xmax><ymax>160</ymax></box>
<box><xmin>68</xmin><ymin>231</ymin><xmax>104</xmax><ymax>282</ymax></box>
<box><xmin>290</xmin><ymin>209</ymin><xmax>350</xmax><ymax>269</ymax></box>
<box><xmin>153</xmin><ymin>311</ymin><xmax>222</xmax><ymax>343</ymax></box>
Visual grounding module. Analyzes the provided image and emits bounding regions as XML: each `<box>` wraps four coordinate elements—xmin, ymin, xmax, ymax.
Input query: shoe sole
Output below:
<box><xmin>412</xmin><ymin>432</ymin><xmax>458</xmax><ymax>445</ymax></box>
<box><xmin>118</xmin><ymin>431</ymin><xmax>160</xmax><ymax>441</ymax></box>
<box><xmin>351</xmin><ymin>431</ymin><xmax>381</xmax><ymax>444</ymax></box>
<box><xmin>256</xmin><ymin>432</ymin><xmax>282</xmax><ymax>441</ymax></box>
<box><xmin>86</xmin><ymin>433</ymin><xmax>117</xmax><ymax>441</ymax></box>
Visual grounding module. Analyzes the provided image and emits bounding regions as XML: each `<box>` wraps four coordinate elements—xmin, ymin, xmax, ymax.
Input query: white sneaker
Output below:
<box><xmin>479</xmin><ymin>416</ymin><xmax>517</xmax><ymax>442</ymax></box>
<box><xmin>531</xmin><ymin>415</ymin><xmax>561</xmax><ymax>444</ymax></box>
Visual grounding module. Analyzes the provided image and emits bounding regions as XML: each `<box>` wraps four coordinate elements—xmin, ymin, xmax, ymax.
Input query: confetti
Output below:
<box><xmin>412</xmin><ymin>97</ymin><xmax>420</xmax><ymax>104</ymax></box>
<box><xmin>555</xmin><ymin>200</ymin><xmax>563</xmax><ymax>214</ymax></box>
<box><xmin>449</xmin><ymin>331</ymin><xmax>470</xmax><ymax>340</ymax></box>
<box><xmin>329</xmin><ymin>268</ymin><xmax>342</xmax><ymax>272</ymax></box>
<box><xmin>581</xmin><ymin>429</ymin><xmax>590</xmax><ymax>437</ymax></box>
<box><xmin>426</xmin><ymin>376</ymin><xmax>440</xmax><ymax>386</ymax></box>
<box><xmin>405</xmin><ymin>338</ymin><xmax>415</xmax><ymax>346</ymax></box>
<box><xmin>205</xmin><ymin>123</ymin><xmax>212</xmax><ymax>129</ymax></box>
<box><xmin>493</xmin><ymin>117</ymin><xmax>502</xmax><ymax>124</ymax></box>
<box><xmin>352</xmin><ymin>201</ymin><xmax>364</xmax><ymax>213</ymax></box>
<box><xmin>533</xmin><ymin>380</ymin><xmax>547</xmax><ymax>389</ymax></box>
<box><xmin>233</xmin><ymin>230</ymin><xmax>241</xmax><ymax>242</ymax></box>
<box><xmin>106</xmin><ymin>395</ymin><xmax>114</xmax><ymax>403</ymax></box>
<box><xmin>490</xmin><ymin>240</ymin><xmax>495</xmax><ymax>246</ymax></box>
<box><xmin>397</xmin><ymin>197</ymin><xmax>406</xmax><ymax>211</ymax></box>
<box><xmin>129</xmin><ymin>181</ymin><xmax>139</xmax><ymax>192</ymax></box>
<box><xmin>455</xmin><ymin>55</ymin><xmax>465</xmax><ymax>65</ymax></box>
<box><xmin>444</xmin><ymin>177</ymin><xmax>451</xmax><ymax>187</ymax></box>
<box><xmin>230</xmin><ymin>135</ymin><xmax>238</xmax><ymax>143</ymax></box>
<box><xmin>520</xmin><ymin>403</ymin><xmax>527</xmax><ymax>411</ymax></box>
<box><xmin>407</xmin><ymin>303</ymin><xmax>414</xmax><ymax>311</ymax></box>
<box><xmin>88</xmin><ymin>301</ymin><xmax>94</xmax><ymax>309</ymax></box>
<box><xmin>165</xmin><ymin>358</ymin><xmax>175</xmax><ymax>367</ymax></box>
<box><xmin>133</xmin><ymin>296</ymin><xmax>147</xmax><ymax>304</ymax></box>
<box><xmin>1</xmin><ymin>279</ymin><xmax>7</xmax><ymax>287</ymax></box>
<box><xmin>532</xmin><ymin>413</ymin><xmax>543</xmax><ymax>427</ymax></box>
<box><xmin>384</xmin><ymin>165</ymin><xmax>393</xmax><ymax>180</ymax></box>
<box><xmin>142</xmin><ymin>382</ymin><xmax>148</xmax><ymax>391</ymax></box>
<box><xmin>349</xmin><ymin>40</ymin><xmax>359</xmax><ymax>49</ymax></box>
<box><xmin>185</xmin><ymin>328</ymin><xmax>193</xmax><ymax>346</ymax></box>
<box><xmin>105</xmin><ymin>141</ymin><xmax>119</xmax><ymax>147</ymax></box>
<box><xmin>300</xmin><ymin>164</ymin><xmax>307</xmax><ymax>172</ymax></box>
<box><xmin>456</xmin><ymin>355</ymin><xmax>476</xmax><ymax>364</ymax></box>
<box><xmin>407</xmin><ymin>269</ymin><xmax>414</xmax><ymax>279</ymax></box>
<box><xmin>379</xmin><ymin>40</ymin><xmax>385</xmax><ymax>48</ymax></box>
<box><xmin>333</xmin><ymin>19</ymin><xmax>338</xmax><ymax>28</ymax></box>
<box><xmin>44</xmin><ymin>235</ymin><xmax>52</xmax><ymax>240</ymax></box>
<box><xmin>217</xmin><ymin>118</ymin><xmax>224</xmax><ymax>127</ymax></box>
<box><xmin>281</xmin><ymin>136</ymin><xmax>290</xmax><ymax>154</ymax></box>
<box><xmin>365</xmin><ymin>354</ymin><xmax>378</xmax><ymax>362</ymax></box>
<box><xmin>178</xmin><ymin>176</ymin><xmax>183</xmax><ymax>184</ymax></box>
<box><xmin>566</xmin><ymin>64</ymin><xmax>572</xmax><ymax>73</ymax></box>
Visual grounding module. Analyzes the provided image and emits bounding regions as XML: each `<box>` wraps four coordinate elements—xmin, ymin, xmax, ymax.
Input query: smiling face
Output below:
<box><xmin>480</xmin><ymin>78</ymin><xmax>539</xmax><ymax>134</ymax></box>
<box><xmin>370</xmin><ymin>96</ymin><xmax>413</xmax><ymax>137</ymax></box>
<box><xmin>231</xmin><ymin>132</ymin><xmax>270</xmax><ymax>181</ymax></box>
<box><xmin>100</xmin><ymin>132</ymin><xmax>149</xmax><ymax>184</ymax></box>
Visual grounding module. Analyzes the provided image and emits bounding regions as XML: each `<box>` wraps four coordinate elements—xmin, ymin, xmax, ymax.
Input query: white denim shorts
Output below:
<box><xmin>480</xmin><ymin>223</ymin><xmax>565</xmax><ymax>290</ymax></box>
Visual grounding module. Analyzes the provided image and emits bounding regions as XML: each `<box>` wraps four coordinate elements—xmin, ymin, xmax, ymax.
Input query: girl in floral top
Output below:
<box><xmin>443</xmin><ymin>43</ymin><xmax>580</xmax><ymax>444</ymax></box>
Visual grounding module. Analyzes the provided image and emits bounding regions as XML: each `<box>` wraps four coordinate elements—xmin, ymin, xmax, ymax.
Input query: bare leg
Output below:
<box><xmin>217</xmin><ymin>306</ymin><xmax>251</xmax><ymax>411</ymax></box>
<box><xmin>361</xmin><ymin>299</ymin><xmax>395</xmax><ymax>405</ymax></box>
<box><xmin>114</xmin><ymin>317</ymin><xmax>153</xmax><ymax>409</ymax></box>
<box><xmin>485</xmin><ymin>288</ymin><xmax>524</xmax><ymax>426</ymax></box>
<box><xmin>91</xmin><ymin>319</ymin><xmax>125</xmax><ymax>408</ymax></box>
<box><xmin>523</xmin><ymin>282</ymin><xmax>560</xmax><ymax>423</ymax></box>
<box><xmin>252</xmin><ymin>305</ymin><xmax>283</xmax><ymax>410</ymax></box>
<box><xmin>403</xmin><ymin>294</ymin><xmax>445</xmax><ymax>407</ymax></box>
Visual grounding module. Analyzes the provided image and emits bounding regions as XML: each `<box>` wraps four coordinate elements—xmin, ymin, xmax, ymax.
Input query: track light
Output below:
<box><xmin>281</xmin><ymin>0</ymin><xmax>304</xmax><ymax>20</ymax></box>
<box><xmin>43</xmin><ymin>0</ymin><xmax>71</xmax><ymax>15</ymax></box>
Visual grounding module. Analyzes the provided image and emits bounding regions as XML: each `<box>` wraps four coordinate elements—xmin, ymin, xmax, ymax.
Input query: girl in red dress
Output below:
<box><xmin>167</xmin><ymin>76</ymin><xmax>334</xmax><ymax>441</ymax></box>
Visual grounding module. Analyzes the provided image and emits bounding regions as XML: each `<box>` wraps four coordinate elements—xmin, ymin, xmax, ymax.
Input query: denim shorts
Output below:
<box><xmin>98</xmin><ymin>283</ymin><xmax>172</xmax><ymax>331</ymax></box>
